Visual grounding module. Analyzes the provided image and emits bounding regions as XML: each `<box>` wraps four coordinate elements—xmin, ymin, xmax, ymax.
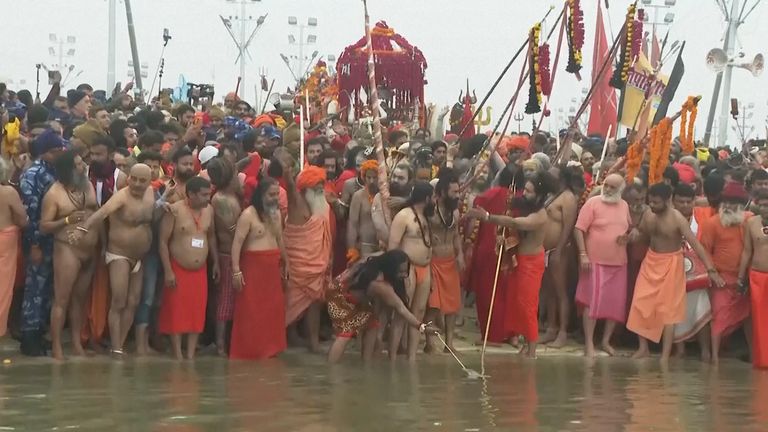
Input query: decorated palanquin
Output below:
<box><xmin>298</xmin><ymin>61</ymin><xmax>339</xmax><ymax>124</ymax></box>
<box><xmin>336</xmin><ymin>21</ymin><xmax>427</xmax><ymax>126</ymax></box>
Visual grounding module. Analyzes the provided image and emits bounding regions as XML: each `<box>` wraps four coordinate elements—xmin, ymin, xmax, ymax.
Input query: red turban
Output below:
<box><xmin>673</xmin><ymin>162</ymin><xmax>697</xmax><ymax>185</ymax></box>
<box><xmin>251</xmin><ymin>114</ymin><xmax>274</xmax><ymax>128</ymax></box>
<box><xmin>721</xmin><ymin>181</ymin><xmax>748</xmax><ymax>203</ymax></box>
<box><xmin>506</xmin><ymin>135</ymin><xmax>530</xmax><ymax>152</ymax></box>
<box><xmin>296</xmin><ymin>166</ymin><xmax>327</xmax><ymax>191</ymax></box>
<box><xmin>444</xmin><ymin>133</ymin><xmax>459</xmax><ymax>144</ymax></box>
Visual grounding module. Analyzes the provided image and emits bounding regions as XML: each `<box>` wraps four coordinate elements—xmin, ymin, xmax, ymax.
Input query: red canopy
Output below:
<box><xmin>336</xmin><ymin>21</ymin><xmax>427</xmax><ymax>124</ymax></box>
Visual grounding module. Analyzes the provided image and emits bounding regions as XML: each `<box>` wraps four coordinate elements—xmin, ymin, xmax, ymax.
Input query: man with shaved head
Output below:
<box><xmin>573</xmin><ymin>174</ymin><xmax>633</xmax><ymax>357</ymax></box>
<box><xmin>76</xmin><ymin>163</ymin><xmax>157</xmax><ymax>356</ymax></box>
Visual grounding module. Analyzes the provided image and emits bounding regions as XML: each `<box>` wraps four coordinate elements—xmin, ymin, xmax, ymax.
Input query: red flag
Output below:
<box><xmin>587</xmin><ymin>1</ymin><xmax>618</xmax><ymax>138</ymax></box>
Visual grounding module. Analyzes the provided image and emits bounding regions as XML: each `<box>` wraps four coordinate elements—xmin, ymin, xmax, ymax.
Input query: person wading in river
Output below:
<box><xmin>327</xmin><ymin>250</ymin><xmax>439</xmax><ymax>363</ymax></box>
<box><xmin>282</xmin><ymin>164</ymin><xmax>332</xmax><ymax>353</ymax></box>
<box><xmin>347</xmin><ymin>160</ymin><xmax>382</xmax><ymax>263</ymax></box>
<box><xmin>74</xmin><ymin>164</ymin><xmax>155</xmax><ymax>356</ymax></box>
<box><xmin>158</xmin><ymin>176</ymin><xmax>220</xmax><ymax>360</ymax></box>
<box><xmin>539</xmin><ymin>165</ymin><xmax>581</xmax><ymax>348</ymax></box>
<box><xmin>467</xmin><ymin>171</ymin><xmax>554</xmax><ymax>358</ymax></box>
<box><xmin>230</xmin><ymin>176</ymin><xmax>288</xmax><ymax>360</ymax></box>
<box><xmin>388</xmin><ymin>181</ymin><xmax>434</xmax><ymax>361</ymax></box>
<box><xmin>737</xmin><ymin>190</ymin><xmax>768</xmax><ymax>369</ymax></box>
<box><xmin>424</xmin><ymin>169</ymin><xmax>464</xmax><ymax>354</ymax></box>
<box><xmin>208</xmin><ymin>157</ymin><xmax>243</xmax><ymax>356</ymax></box>
<box><xmin>0</xmin><ymin>158</ymin><xmax>27</xmax><ymax>337</ymax></box>
<box><xmin>40</xmin><ymin>150</ymin><xmax>99</xmax><ymax>360</ymax></box>
<box><xmin>627</xmin><ymin>182</ymin><xmax>724</xmax><ymax>364</ymax></box>
<box><xmin>574</xmin><ymin>174</ymin><xmax>632</xmax><ymax>358</ymax></box>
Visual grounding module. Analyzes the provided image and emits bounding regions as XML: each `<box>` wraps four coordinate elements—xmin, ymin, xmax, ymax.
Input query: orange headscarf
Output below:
<box><xmin>360</xmin><ymin>160</ymin><xmax>379</xmax><ymax>176</ymax></box>
<box><xmin>296</xmin><ymin>166</ymin><xmax>327</xmax><ymax>191</ymax></box>
<box><xmin>506</xmin><ymin>135</ymin><xmax>530</xmax><ymax>152</ymax></box>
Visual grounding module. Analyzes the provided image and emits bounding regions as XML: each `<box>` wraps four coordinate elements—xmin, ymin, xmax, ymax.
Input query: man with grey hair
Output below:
<box><xmin>573</xmin><ymin>174</ymin><xmax>632</xmax><ymax>357</ymax></box>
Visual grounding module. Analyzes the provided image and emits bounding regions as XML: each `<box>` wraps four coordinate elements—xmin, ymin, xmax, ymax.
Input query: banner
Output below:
<box><xmin>617</xmin><ymin>53</ymin><xmax>668</xmax><ymax>129</ymax></box>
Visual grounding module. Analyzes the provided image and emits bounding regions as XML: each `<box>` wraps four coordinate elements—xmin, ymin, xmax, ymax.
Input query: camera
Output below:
<box><xmin>186</xmin><ymin>83</ymin><xmax>215</xmax><ymax>105</ymax></box>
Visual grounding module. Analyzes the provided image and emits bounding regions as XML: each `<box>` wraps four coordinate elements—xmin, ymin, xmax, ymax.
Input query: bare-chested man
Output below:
<box><xmin>388</xmin><ymin>180</ymin><xmax>434</xmax><ymax>361</ymax></box>
<box><xmin>737</xmin><ymin>190</ymin><xmax>768</xmax><ymax>369</ymax></box>
<box><xmin>158</xmin><ymin>176</ymin><xmax>219</xmax><ymax>360</ymax></box>
<box><xmin>40</xmin><ymin>150</ymin><xmax>100</xmax><ymax>360</ymax></box>
<box><xmin>627</xmin><ymin>183</ymin><xmax>724</xmax><ymax>364</ymax></box>
<box><xmin>207</xmin><ymin>157</ymin><xmax>243</xmax><ymax>356</ymax></box>
<box><xmin>0</xmin><ymin>158</ymin><xmax>27</xmax><ymax>337</ymax></box>
<box><xmin>371</xmin><ymin>163</ymin><xmax>412</xmax><ymax>246</ymax></box>
<box><xmin>468</xmin><ymin>172</ymin><xmax>554</xmax><ymax>358</ymax></box>
<box><xmin>75</xmin><ymin>164</ymin><xmax>155</xmax><ymax>356</ymax></box>
<box><xmin>230</xmin><ymin>177</ymin><xmax>288</xmax><ymax>359</ymax></box>
<box><xmin>348</xmin><ymin>160</ymin><xmax>382</xmax><ymax>262</ymax></box>
<box><xmin>540</xmin><ymin>165</ymin><xmax>582</xmax><ymax>347</ymax></box>
<box><xmin>424</xmin><ymin>169</ymin><xmax>464</xmax><ymax>353</ymax></box>
<box><xmin>164</xmin><ymin>147</ymin><xmax>197</xmax><ymax>205</ymax></box>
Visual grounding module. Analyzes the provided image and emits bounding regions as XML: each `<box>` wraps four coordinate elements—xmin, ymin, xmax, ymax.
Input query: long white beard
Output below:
<box><xmin>601</xmin><ymin>189</ymin><xmax>622</xmax><ymax>204</ymax></box>
<box><xmin>719</xmin><ymin>206</ymin><xmax>744</xmax><ymax>227</ymax></box>
<box><xmin>305</xmin><ymin>189</ymin><xmax>329</xmax><ymax>216</ymax></box>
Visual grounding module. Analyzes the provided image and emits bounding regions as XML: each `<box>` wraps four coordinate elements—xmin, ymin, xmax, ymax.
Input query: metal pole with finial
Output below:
<box><xmin>362</xmin><ymin>0</ymin><xmax>391</xmax><ymax>222</ymax></box>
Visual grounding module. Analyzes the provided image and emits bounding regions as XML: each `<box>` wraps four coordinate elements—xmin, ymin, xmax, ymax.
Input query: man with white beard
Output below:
<box><xmin>698</xmin><ymin>181</ymin><xmax>753</xmax><ymax>366</ymax></box>
<box><xmin>281</xmin><ymin>163</ymin><xmax>333</xmax><ymax>353</ymax></box>
<box><xmin>573</xmin><ymin>174</ymin><xmax>632</xmax><ymax>357</ymax></box>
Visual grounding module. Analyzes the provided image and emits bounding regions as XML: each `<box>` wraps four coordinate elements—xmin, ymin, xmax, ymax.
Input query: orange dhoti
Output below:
<box><xmin>627</xmin><ymin>249</ymin><xmax>685</xmax><ymax>343</ymax></box>
<box><xmin>749</xmin><ymin>270</ymin><xmax>768</xmax><ymax>369</ymax></box>
<box><xmin>284</xmin><ymin>214</ymin><xmax>332</xmax><ymax>325</ymax></box>
<box><xmin>80</xmin><ymin>252</ymin><xmax>110</xmax><ymax>346</ymax></box>
<box><xmin>709</xmin><ymin>273</ymin><xmax>750</xmax><ymax>337</ymax></box>
<box><xmin>428</xmin><ymin>256</ymin><xmax>461</xmax><ymax>314</ymax></box>
<box><xmin>504</xmin><ymin>252</ymin><xmax>545</xmax><ymax>342</ymax></box>
<box><xmin>158</xmin><ymin>259</ymin><xmax>208</xmax><ymax>334</ymax></box>
<box><xmin>230</xmin><ymin>249</ymin><xmax>286</xmax><ymax>360</ymax></box>
<box><xmin>0</xmin><ymin>226</ymin><xmax>19</xmax><ymax>336</ymax></box>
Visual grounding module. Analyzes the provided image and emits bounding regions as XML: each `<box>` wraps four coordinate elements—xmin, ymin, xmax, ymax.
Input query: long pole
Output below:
<box><xmin>362</xmin><ymin>0</ymin><xmax>391</xmax><ymax>222</ymax></box>
<box><xmin>716</xmin><ymin>0</ymin><xmax>742</xmax><ymax>148</ymax></box>
<box><xmin>239</xmin><ymin>0</ymin><xmax>247</xmax><ymax>101</ymax></box>
<box><xmin>107</xmin><ymin>0</ymin><xmax>116</xmax><ymax>92</ymax></box>
<box><xmin>480</xmin><ymin>240</ymin><xmax>505</xmax><ymax>375</ymax></box>
<box><xmin>125</xmin><ymin>0</ymin><xmax>143</xmax><ymax>96</ymax></box>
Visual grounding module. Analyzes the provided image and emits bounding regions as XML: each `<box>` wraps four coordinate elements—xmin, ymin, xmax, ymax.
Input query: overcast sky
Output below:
<box><xmin>4</xmin><ymin>0</ymin><xmax>766</xmax><ymax>145</ymax></box>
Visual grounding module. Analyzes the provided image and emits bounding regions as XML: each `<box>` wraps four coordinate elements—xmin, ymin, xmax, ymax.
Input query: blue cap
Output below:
<box><xmin>32</xmin><ymin>129</ymin><xmax>66</xmax><ymax>156</ymax></box>
<box><xmin>260</xmin><ymin>125</ymin><xmax>281</xmax><ymax>140</ymax></box>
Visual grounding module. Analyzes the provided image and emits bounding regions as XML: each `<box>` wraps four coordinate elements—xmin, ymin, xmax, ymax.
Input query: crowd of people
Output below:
<box><xmin>0</xmin><ymin>79</ymin><xmax>767</xmax><ymax>369</ymax></box>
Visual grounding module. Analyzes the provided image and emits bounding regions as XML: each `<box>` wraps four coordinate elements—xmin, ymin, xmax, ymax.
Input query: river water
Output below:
<box><xmin>0</xmin><ymin>353</ymin><xmax>766</xmax><ymax>431</ymax></box>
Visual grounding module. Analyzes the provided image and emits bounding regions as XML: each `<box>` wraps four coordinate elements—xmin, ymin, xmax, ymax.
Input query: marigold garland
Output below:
<box><xmin>566</xmin><ymin>0</ymin><xmax>585</xmax><ymax>75</ymax></box>
<box><xmin>648</xmin><ymin>118</ymin><xmax>673</xmax><ymax>185</ymax></box>
<box><xmin>679</xmin><ymin>96</ymin><xmax>698</xmax><ymax>155</ymax></box>
<box><xmin>525</xmin><ymin>24</ymin><xmax>542</xmax><ymax>114</ymax></box>
<box><xmin>610</xmin><ymin>4</ymin><xmax>637</xmax><ymax>89</ymax></box>
<box><xmin>624</xmin><ymin>139</ymin><xmax>644</xmax><ymax>183</ymax></box>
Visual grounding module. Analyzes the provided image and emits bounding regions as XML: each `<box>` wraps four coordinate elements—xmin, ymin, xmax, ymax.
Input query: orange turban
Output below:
<box><xmin>296</xmin><ymin>166</ymin><xmax>327</xmax><ymax>191</ymax></box>
<box><xmin>506</xmin><ymin>135</ymin><xmax>530</xmax><ymax>152</ymax></box>
<box><xmin>251</xmin><ymin>114</ymin><xmax>274</xmax><ymax>127</ymax></box>
<box><xmin>360</xmin><ymin>160</ymin><xmax>379</xmax><ymax>176</ymax></box>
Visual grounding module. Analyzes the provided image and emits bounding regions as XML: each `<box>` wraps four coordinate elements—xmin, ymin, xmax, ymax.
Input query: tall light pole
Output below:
<box><xmin>107</xmin><ymin>0</ymin><xmax>117</xmax><ymax>92</ymax></box>
<box><xmin>124</xmin><ymin>0</ymin><xmax>144</xmax><ymax>97</ymax></box>
<box><xmin>704</xmin><ymin>0</ymin><xmax>764</xmax><ymax>147</ymax></box>
<box><xmin>281</xmin><ymin>16</ymin><xmax>319</xmax><ymax>86</ymax></box>
<box><xmin>220</xmin><ymin>0</ymin><xmax>267</xmax><ymax>102</ymax></box>
<box><xmin>48</xmin><ymin>33</ymin><xmax>76</xmax><ymax>72</ymax></box>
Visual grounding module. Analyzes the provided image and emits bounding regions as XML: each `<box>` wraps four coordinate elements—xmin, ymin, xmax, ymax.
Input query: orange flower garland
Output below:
<box><xmin>648</xmin><ymin>118</ymin><xmax>673</xmax><ymax>185</ymax></box>
<box><xmin>679</xmin><ymin>96</ymin><xmax>698</xmax><ymax>155</ymax></box>
<box><xmin>624</xmin><ymin>140</ymin><xmax>644</xmax><ymax>183</ymax></box>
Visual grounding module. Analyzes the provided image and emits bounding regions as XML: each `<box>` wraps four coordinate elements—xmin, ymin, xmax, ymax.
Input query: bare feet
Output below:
<box><xmin>548</xmin><ymin>332</ymin><xmax>568</xmax><ymax>349</ymax></box>
<box><xmin>509</xmin><ymin>336</ymin><xmax>520</xmax><ymax>348</ymax></box>
<box><xmin>631</xmin><ymin>348</ymin><xmax>650</xmax><ymax>359</ymax></box>
<box><xmin>423</xmin><ymin>344</ymin><xmax>438</xmax><ymax>355</ymax></box>
<box><xmin>600</xmin><ymin>343</ymin><xmax>616</xmax><ymax>357</ymax></box>
<box><xmin>673</xmin><ymin>344</ymin><xmax>685</xmax><ymax>360</ymax></box>
<box><xmin>51</xmin><ymin>348</ymin><xmax>65</xmax><ymax>361</ymax></box>
<box><xmin>584</xmin><ymin>345</ymin><xmax>595</xmax><ymax>358</ymax></box>
<box><xmin>701</xmin><ymin>350</ymin><xmax>711</xmax><ymax>363</ymax></box>
<box><xmin>538</xmin><ymin>329</ymin><xmax>557</xmax><ymax>345</ymax></box>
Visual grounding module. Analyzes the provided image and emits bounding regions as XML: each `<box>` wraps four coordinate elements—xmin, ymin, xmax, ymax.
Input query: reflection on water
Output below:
<box><xmin>0</xmin><ymin>354</ymin><xmax>766</xmax><ymax>431</ymax></box>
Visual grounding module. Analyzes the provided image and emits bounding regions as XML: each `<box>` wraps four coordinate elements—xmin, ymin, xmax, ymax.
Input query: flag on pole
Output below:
<box><xmin>652</xmin><ymin>42</ymin><xmax>685</xmax><ymax>125</ymax></box>
<box><xmin>587</xmin><ymin>1</ymin><xmax>618</xmax><ymax>137</ymax></box>
<box><xmin>617</xmin><ymin>53</ymin><xmax>669</xmax><ymax>129</ymax></box>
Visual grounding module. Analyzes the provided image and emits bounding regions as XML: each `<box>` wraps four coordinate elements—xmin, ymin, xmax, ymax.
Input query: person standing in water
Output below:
<box><xmin>327</xmin><ymin>250</ymin><xmax>439</xmax><ymax>363</ymax></box>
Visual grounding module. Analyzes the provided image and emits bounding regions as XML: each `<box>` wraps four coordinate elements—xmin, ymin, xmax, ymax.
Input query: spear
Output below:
<box><xmin>362</xmin><ymin>0</ymin><xmax>391</xmax><ymax>222</ymax></box>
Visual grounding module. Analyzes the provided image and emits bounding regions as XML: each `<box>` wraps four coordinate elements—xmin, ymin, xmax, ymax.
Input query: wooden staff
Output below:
<box><xmin>594</xmin><ymin>124</ymin><xmax>613</xmax><ymax>180</ymax></box>
<box><xmin>362</xmin><ymin>0</ymin><xmax>391</xmax><ymax>222</ymax></box>
<box><xmin>299</xmin><ymin>105</ymin><xmax>305</xmax><ymax>172</ymax></box>
<box><xmin>480</xmin><ymin>232</ymin><xmax>505</xmax><ymax>375</ymax></box>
